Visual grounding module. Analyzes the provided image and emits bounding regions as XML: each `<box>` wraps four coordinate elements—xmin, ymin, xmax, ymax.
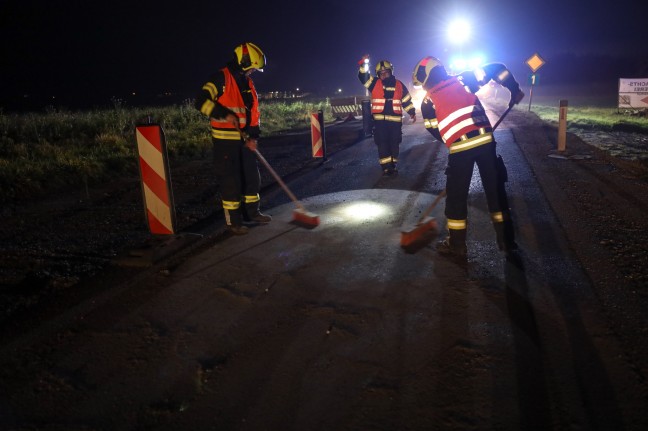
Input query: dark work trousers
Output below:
<box><xmin>212</xmin><ymin>138</ymin><xmax>261</xmax><ymax>221</ymax></box>
<box><xmin>373</xmin><ymin>120</ymin><xmax>402</xmax><ymax>168</ymax></box>
<box><xmin>445</xmin><ymin>141</ymin><xmax>503</xmax><ymax>221</ymax></box>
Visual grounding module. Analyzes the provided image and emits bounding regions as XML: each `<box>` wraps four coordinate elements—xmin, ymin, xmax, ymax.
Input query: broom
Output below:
<box><xmin>400</xmin><ymin>189</ymin><xmax>446</xmax><ymax>247</ymax></box>
<box><xmin>400</xmin><ymin>105</ymin><xmax>513</xmax><ymax>247</ymax></box>
<box><xmin>234</xmin><ymin>124</ymin><xmax>319</xmax><ymax>227</ymax></box>
<box><xmin>254</xmin><ymin>149</ymin><xmax>320</xmax><ymax>228</ymax></box>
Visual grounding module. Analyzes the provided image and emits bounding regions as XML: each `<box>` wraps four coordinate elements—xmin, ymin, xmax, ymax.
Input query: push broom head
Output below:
<box><xmin>291</xmin><ymin>208</ymin><xmax>320</xmax><ymax>229</ymax></box>
<box><xmin>400</xmin><ymin>217</ymin><xmax>438</xmax><ymax>251</ymax></box>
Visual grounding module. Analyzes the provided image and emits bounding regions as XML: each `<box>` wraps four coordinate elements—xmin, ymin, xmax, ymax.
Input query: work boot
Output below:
<box><xmin>244</xmin><ymin>201</ymin><xmax>272</xmax><ymax>224</ymax></box>
<box><xmin>224</xmin><ymin>207</ymin><xmax>248</xmax><ymax>235</ymax></box>
<box><xmin>250</xmin><ymin>212</ymin><xmax>272</xmax><ymax>223</ymax></box>
<box><xmin>227</xmin><ymin>224</ymin><xmax>249</xmax><ymax>235</ymax></box>
<box><xmin>493</xmin><ymin>221</ymin><xmax>518</xmax><ymax>253</ymax></box>
<box><xmin>437</xmin><ymin>229</ymin><xmax>467</xmax><ymax>258</ymax></box>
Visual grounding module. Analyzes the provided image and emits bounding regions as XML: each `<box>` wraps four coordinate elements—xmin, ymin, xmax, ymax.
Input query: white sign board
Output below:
<box><xmin>618</xmin><ymin>78</ymin><xmax>648</xmax><ymax>109</ymax></box>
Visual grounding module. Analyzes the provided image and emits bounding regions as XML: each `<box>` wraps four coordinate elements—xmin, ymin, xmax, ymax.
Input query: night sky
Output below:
<box><xmin>1</xmin><ymin>0</ymin><xmax>646</xmax><ymax>109</ymax></box>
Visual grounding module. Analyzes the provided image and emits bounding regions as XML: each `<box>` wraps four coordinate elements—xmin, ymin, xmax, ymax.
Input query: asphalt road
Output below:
<box><xmin>1</xmin><ymin>107</ymin><xmax>647</xmax><ymax>430</ymax></box>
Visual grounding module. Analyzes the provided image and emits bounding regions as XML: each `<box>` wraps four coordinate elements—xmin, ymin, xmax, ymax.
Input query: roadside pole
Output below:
<box><xmin>525</xmin><ymin>53</ymin><xmax>545</xmax><ymax>112</ymax></box>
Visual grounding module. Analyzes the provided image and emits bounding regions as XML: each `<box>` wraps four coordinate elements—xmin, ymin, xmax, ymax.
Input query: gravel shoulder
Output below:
<box><xmin>507</xmin><ymin>109</ymin><xmax>648</xmax><ymax>382</ymax></box>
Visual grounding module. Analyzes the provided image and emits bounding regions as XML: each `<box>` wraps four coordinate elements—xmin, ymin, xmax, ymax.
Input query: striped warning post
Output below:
<box><xmin>311</xmin><ymin>112</ymin><xmax>323</xmax><ymax>158</ymax></box>
<box><xmin>135</xmin><ymin>123</ymin><xmax>176</xmax><ymax>235</ymax></box>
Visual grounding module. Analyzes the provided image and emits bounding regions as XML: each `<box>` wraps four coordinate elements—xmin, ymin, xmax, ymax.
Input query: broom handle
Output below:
<box><xmin>233</xmin><ymin>123</ymin><xmax>306</xmax><ymax>211</ymax></box>
<box><xmin>492</xmin><ymin>105</ymin><xmax>513</xmax><ymax>131</ymax></box>
<box><xmin>417</xmin><ymin>107</ymin><xmax>510</xmax><ymax>223</ymax></box>
<box><xmin>254</xmin><ymin>149</ymin><xmax>306</xmax><ymax>212</ymax></box>
<box><xmin>418</xmin><ymin>188</ymin><xmax>447</xmax><ymax>223</ymax></box>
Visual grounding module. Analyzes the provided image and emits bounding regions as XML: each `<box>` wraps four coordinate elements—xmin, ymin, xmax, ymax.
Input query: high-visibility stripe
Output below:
<box><xmin>449</xmin><ymin>133</ymin><xmax>493</xmax><ymax>154</ymax></box>
<box><xmin>245</xmin><ymin>194</ymin><xmax>260</xmax><ymax>203</ymax></box>
<box><xmin>424</xmin><ymin>118</ymin><xmax>438</xmax><ymax>128</ymax></box>
<box><xmin>212</xmin><ymin>130</ymin><xmax>241</xmax><ymax>140</ymax></box>
<box><xmin>142</xmin><ymin>183</ymin><xmax>173</xmax><ymax>232</ymax></box>
<box><xmin>222</xmin><ymin>200</ymin><xmax>240</xmax><ymax>210</ymax></box>
<box><xmin>491</xmin><ymin>212</ymin><xmax>504</xmax><ymax>223</ymax></box>
<box><xmin>447</xmin><ymin>218</ymin><xmax>467</xmax><ymax>230</ymax></box>
<box><xmin>139</xmin><ymin>157</ymin><xmax>169</xmax><ymax>206</ymax></box>
<box><xmin>146</xmin><ymin>208</ymin><xmax>173</xmax><ymax>235</ymax></box>
<box><xmin>136</xmin><ymin>129</ymin><xmax>165</xmax><ymax>179</ymax></box>
<box><xmin>373</xmin><ymin>114</ymin><xmax>402</xmax><ymax>122</ymax></box>
<box><xmin>203</xmin><ymin>82</ymin><xmax>217</xmax><ymax>99</ymax></box>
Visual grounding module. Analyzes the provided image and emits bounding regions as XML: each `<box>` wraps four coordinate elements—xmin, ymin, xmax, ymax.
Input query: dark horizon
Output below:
<box><xmin>2</xmin><ymin>0</ymin><xmax>646</xmax><ymax>112</ymax></box>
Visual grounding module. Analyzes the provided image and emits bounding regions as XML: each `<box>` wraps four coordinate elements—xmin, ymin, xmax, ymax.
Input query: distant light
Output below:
<box><xmin>337</xmin><ymin>88</ymin><xmax>342</xmax><ymax>93</ymax></box>
<box><xmin>468</xmin><ymin>55</ymin><xmax>484</xmax><ymax>69</ymax></box>
<box><xmin>447</xmin><ymin>19</ymin><xmax>471</xmax><ymax>44</ymax></box>
<box><xmin>449</xmin><ymin>57</ymin><xmax>467</xmax><ymax>71</ymax></box>
<box><xmin>132</xmin><ymin>92</ymin><xmax>136</xmax><ymax>96</ymax></box>
<box><xmin>448</xmin><ymin>53</ymin><xmax>485</xmax><ymax>71</ymax></box>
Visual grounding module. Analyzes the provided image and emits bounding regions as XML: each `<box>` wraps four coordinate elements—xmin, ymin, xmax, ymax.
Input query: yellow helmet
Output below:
<box><xmin>375</xmin><ymin>60</ymin><xmax>394</xmax><ymax>76</ymax></box>
<box><xmin>234</xmin><ymin>42</ymin><xmax>266</xmax><ymax>72</ymax></box>
<box><xmin>412</xmin><ymin>56</ymin><xmax>446</xmax><ymax>88</ymax></box>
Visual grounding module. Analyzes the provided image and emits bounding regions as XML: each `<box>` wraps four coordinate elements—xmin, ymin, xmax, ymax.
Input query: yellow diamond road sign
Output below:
<box><xmin>526</xmin><ymin>53</ymin><xmax>545</xmax><ymax>72</ymax></box>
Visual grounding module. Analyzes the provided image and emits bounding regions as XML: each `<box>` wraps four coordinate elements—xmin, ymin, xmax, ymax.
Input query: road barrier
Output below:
<box><xmin>330</xmin><ymin>96</ymin><xmax>365</xmax><ymax>120</ymax></box>
<box><xmin>311</xmin><ymin>110</ymin><xmax>326</xmax><ymax>159</ymax></box>
<box><xmin>134</xmin><ymin>121</ymin><xmax>176</xmax><ymax>235</ymax></box>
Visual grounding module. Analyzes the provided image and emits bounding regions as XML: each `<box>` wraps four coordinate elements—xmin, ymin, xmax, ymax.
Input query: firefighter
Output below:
<box><xmin>412</xmin><ymin>56</ymin><xmax>525</xmax><ymax>258</ymax></box>
<box><xmin>358</xmin><ymin>58</ymin><xmax>417</xmax><ymax>176</ymax></box>
<box><xmin>195</xmin><ymin>42</ymin><xmax>272</xmax><ymax>235</ymax></box>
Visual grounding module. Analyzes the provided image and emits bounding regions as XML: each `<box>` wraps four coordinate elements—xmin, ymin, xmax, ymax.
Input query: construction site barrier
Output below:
<box><xmin>135</xmin><ymin>121</ymin><xmax>176</xmax><ymax>235</ymax></box>
<box><xmin>311</xmin><ymin>110</ymin><xmax>326</xmax><ymax>159</ymax></box>
<box><xmin>329</xmin><ymin>96</ymin><xmax>365</xmax><ymax>120</ymax></box>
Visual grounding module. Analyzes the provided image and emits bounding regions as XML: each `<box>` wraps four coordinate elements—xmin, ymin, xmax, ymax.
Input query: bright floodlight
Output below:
<box><xmin>341</xmin><ymin>201</ymin><xmax>389</xmax><ymax>222</ymax></box>
<box><xmin>447</xmin><ymin>19</ymin><xmax>471</xmax><ymax>44</ymax></box>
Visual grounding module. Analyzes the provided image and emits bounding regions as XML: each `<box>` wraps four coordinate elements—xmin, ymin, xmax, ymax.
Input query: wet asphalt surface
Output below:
<box><xmin>1</xmin><ymin>106</ymin><xmax>647</xmax><ymax>430</ymax></box>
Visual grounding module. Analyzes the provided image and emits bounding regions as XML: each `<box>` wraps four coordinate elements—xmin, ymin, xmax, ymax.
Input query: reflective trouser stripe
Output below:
<box><xmin>244</xmin><ymin>194</ymin><xmax>260</xmax><ymax>203</ymax></box>
<box><xmin>491</xmin><ymin>212</ymin><xmax>504</xmax><ymax>223</ymax></box>
<box><xmin>447</xmin><ymin>218</ymin><xmax>467</xmax><ymax>230</ymax></box>
<box><xmin>373</xmin><ymin>114</ymin><xmax>402</xmax><ymax>122</ymax></box>
<box><xmin>222</xmin><ymin>200</ymin><xmax>240</xmax><ymax>210</ymax></box>
<box><xmin>379</xmin><ymin>156</ymin><xmax>394</xmax><ymax>165</ymax></box>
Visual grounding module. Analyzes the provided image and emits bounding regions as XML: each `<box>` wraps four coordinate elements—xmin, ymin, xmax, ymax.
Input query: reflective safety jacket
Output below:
<box><xmin>358</xmin><ymin>69</ymin><xmax>415</xmax><ymax>122</ymax></box>
<box><xmin>426</xmin><ymin>76</ymin><xmax>493</xmax><ymax>153</ymax></box>
<box><xmin>421</xmin><ymin>63</ymin><xmax>522</xmax><ymax>154</ymax></box>
<box><xmin>196</xmin><ymin>65</ymin><xmax>260</xmax><ymax>141</ymax></box>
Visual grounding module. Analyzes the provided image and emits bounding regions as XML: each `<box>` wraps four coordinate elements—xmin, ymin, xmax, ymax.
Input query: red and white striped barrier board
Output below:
<box><xmin>311</xmin><ymin>112</ymin><xmax>323</xmax><ymax>158</ymax></box>
<box><xmin>135</xmin><ymin>123</ymin><xmax>176</xmax><ymax>235</ymax></box>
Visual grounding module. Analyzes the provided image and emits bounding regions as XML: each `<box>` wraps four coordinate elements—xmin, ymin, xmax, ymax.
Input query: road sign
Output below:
<box><xmin>526</xmin><ymin>53</ymin><xmax>545</xmax><ymax>73</ymax></box>
<box><xmin>528</xmin><ymin>73</ymin><xmax>540</xmax><ymax>86</ymax></box>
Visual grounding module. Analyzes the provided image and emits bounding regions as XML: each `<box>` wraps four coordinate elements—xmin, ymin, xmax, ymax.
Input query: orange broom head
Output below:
<box><xmin>292</xmin><ymin>208</ymin><xmax>320</xmax><ymax>228</ymax></box>
<box><xmin>400</xmin><ymin>217</ymin><xmax>438</xmax><ymax>247</ymax></box>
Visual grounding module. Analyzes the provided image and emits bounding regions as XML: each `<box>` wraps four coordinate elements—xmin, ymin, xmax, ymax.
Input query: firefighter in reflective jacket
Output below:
<box><xmin>195</xmin><ymin>42</ymin><xmax>272</xmax><ymax>235</ymax></box>
<box><xmin>412</xmin><ymin>56</ymin><xmax>525</xmax><ymax>258</ymax></box>
<box><xmin>358</xmin><ymin>58</ymin><xmax>416</xmax><ymax>176</ymax></box>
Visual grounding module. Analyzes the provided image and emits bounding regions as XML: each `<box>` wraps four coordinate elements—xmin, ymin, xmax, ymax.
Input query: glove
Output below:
<box><xmin>409</xmin><ymin>114</ymin><xmax>417</xmax><ymax>123</ymax></box>
<box><xmin>509</xmin><ymin>89</ymin><xmax>525</xmax><ymax>108</ymax></box>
